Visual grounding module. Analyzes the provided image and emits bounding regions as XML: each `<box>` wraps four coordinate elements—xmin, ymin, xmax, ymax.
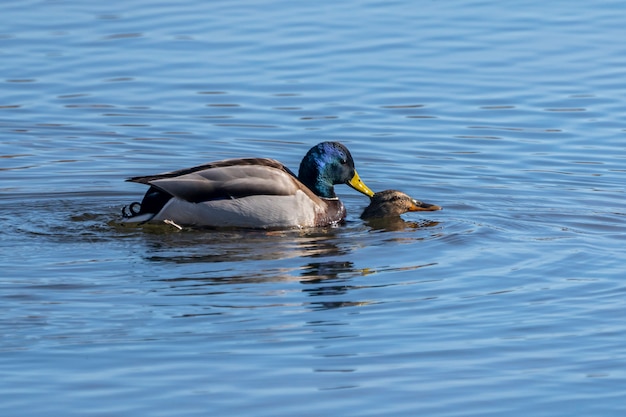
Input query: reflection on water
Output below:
<box><xmin>137</xmin><ymin>227</ymin><xmax>347</xmax><ymax>264</ymax></box>
<box><xmin>130</xmin><ymin>217</ymin><xmax>442</xmax><ymax>265</ymax></box>
<box><xmin>139</xmin><ymin>229</ymin><xmax>443</xmax><ymax>314</ymax></box>
<box><xmin>363</xmin><ymin>217</ymin><xmax>441</xmax><ymax>232</ymax></box>
<box><xmin>3</xmin><ymin>0</ymin><xmax>626</xmax><ymax>416</ymax></box>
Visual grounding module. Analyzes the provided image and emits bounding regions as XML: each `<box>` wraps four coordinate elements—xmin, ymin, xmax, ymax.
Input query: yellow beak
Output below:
<box><xmin>348</xmin><ymin>170</ymin><xmax>375</xmax><ymax>197</ymax></box>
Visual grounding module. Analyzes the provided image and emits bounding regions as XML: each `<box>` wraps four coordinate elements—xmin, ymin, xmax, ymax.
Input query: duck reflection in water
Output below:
<box><xmin>300</xmin><ymin>261</ymin><xmax>372</xmax><ymax>309</ymax></box>
<box><xmin>360</xmin><ymin>190</ymin><xmax>441</xmax><ymax>231</ymax></box>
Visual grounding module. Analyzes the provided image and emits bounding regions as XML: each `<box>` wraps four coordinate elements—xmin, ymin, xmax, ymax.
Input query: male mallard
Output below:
<box><xmin>360</xmin><ymin>190</ymin><xmax>441</xmax><ymax>219</ymax></box>
<box><xmin>122</xmin><ymin>141</ymin><xmax>374</xmax><ymax>229</ymax></box>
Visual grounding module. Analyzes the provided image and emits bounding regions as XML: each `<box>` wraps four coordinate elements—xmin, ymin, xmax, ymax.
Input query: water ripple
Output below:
<box><xmin>2</xmin><ymin>0</ymin><xmax>626</xmax><ymax>416</ymax></box>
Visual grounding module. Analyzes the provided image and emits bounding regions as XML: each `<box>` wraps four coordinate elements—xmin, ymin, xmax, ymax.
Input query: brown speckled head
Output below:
<box><xmin>360</xmin><ymin>190</ymin><xmax>441</xmax><ymax>219</ymax></box>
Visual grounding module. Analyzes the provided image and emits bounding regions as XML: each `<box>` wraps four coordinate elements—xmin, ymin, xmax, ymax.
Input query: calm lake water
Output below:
<box><xmin>2</xmin><ymin>0</ymin><xmax>626</xmax><ymax>415</ymax></box>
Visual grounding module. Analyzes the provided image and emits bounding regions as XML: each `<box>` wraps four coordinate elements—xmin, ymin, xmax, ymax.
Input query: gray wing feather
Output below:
<box><xmin>146</xmin><ymin>164</ymin><xmax>301</xmax><ymax>203</ymax></box>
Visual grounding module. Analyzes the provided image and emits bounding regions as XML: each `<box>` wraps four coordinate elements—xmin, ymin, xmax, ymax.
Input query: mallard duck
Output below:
<box><xmin>121</xmin><ymin>141</ymin><xmax>374</xmax><ymax>229</ymax></box>
<box><xmin>360</xmin><ymin>190</ymin><xmax>441</xmax><ymax>219</ymax></box>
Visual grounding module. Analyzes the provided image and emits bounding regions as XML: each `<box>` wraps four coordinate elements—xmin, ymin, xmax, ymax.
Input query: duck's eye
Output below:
<box><xmin>340</xmin><ymin>158</ymin><xmax>347</xmax><ymax>165</ymax></box>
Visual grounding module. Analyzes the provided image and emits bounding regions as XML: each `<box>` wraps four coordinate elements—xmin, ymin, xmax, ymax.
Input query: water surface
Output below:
<box><xmin>2</xmin><ymin>1</ymin><xmax>626</xmax><ymax>416</ymax></box>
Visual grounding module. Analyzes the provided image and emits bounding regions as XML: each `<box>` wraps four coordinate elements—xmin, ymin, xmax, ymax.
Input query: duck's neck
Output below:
<box><xmin>299</xmin><ymin>172</ymin><xmax>336</xmax><ymax>198</ymax></box>
<box><xmin>298</xmin><ymin>155</ymin><xmax>336</xmax><ymax>198</ymax></box>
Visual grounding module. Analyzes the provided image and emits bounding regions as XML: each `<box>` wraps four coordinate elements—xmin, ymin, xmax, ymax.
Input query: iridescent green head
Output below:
<box><xmin>298</xmin><ymin>142</ymin><xmax>374</xmax><ymax>199</ymax></box>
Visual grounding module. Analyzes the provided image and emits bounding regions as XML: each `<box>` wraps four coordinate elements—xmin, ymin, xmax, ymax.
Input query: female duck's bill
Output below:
<box><xmin>121</xmin><ymin>141</ymin><xmax>374</xmax><ymax>229</ymax></box>
<box><xmin>360</xmin><ymin>190</ymin><xmax>441</xmax><ymax>219</ymax></box>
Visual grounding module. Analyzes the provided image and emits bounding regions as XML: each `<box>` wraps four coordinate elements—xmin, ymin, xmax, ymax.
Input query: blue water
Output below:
<box><xmin>2</xmin><ymin>0</ymin><xmax>626</xmax><ymax>416</ymax></box>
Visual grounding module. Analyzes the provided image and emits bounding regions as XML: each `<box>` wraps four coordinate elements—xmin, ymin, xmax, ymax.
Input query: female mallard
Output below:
<box><xmin>360</xmin><ymin>190</ymin><xmax>441</xmax><ymax>219</ymax></box>
<box><xmin>122</xmin><ymin>141</ymin><xmax>374</xmax><ymax>229</ymax></box>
